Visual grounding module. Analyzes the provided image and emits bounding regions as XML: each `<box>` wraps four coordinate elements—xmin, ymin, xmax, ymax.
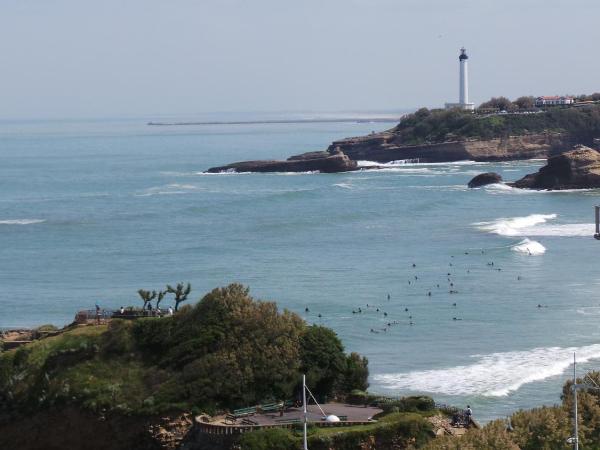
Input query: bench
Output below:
<box><xmin>260</xmin><ymin>402</ymin><xmax>283</xmax><ymax>413</ymax></box>
<box><xmin>233</xmin><ymin>407</ymin><xmax>256</xmax><ymax>418</ymax></box>
<box><xmin>275</xmin><ymin>418</ymin><xmax>301</xmax><ymax>424</ymax></box>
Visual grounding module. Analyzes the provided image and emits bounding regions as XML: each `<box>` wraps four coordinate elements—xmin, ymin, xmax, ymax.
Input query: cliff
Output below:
<box><xmin>327</xmin><ymin>131</ymin><xmax>575</xmax><ymax>163</ymax></box>
<box><xmin>513</xmin><ymin>145</ymin><xmax>600</xmax><ymax>189</ymax></box>
<box><xmin>206</xmin><ymin>105</ymin><xmax>600</xmax><ymax>171</ymax></box>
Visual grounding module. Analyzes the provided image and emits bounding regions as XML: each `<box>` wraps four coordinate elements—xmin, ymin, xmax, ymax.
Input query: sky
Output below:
<box><xmin>1</xmin><ymin>0</ymin><xmax>599</xmax><ymax>119</ymax></box>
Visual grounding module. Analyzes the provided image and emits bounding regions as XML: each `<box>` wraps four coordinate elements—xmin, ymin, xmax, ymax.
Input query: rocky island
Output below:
<box><xmin>207</xmin><ymin>102</ymin><xmax>600</xmax><ymax>173</ymax></box>
<box><xmin>467</xmin><ymin>172</ymin><xmax>503</xmax><ymax>188</ymax></box>
<box><xmin>206</xmin><ymin>149</ymin><xmax>357</xmax><ymax>173</ymax></box>
<box><xmin>513</xmin><ymin>145</ymin><xmax>600</xmax><ymax>190</ymax></box>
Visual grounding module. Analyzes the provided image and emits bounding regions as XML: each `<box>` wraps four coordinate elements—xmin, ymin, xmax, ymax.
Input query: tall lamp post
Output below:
<box><xmin>568</xmin><ymin>353</ymin><xmax>600</xmax><ymax>449</ymax></box>
<box><xmin>303</xmin><ymin>374</ymin><xmax>308</xmax><ymax>450</ymax></box>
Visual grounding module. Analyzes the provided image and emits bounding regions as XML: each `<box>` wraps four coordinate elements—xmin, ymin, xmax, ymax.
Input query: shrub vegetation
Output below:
<box><xmin>0</xmin><ymin>284</ymin><xmax>369</xmax><ymax>417</ymax></box>
<box><xmin>393</xmin><ymin>102</ymin><xmax>600</xmax><ymax>145</ymax></box>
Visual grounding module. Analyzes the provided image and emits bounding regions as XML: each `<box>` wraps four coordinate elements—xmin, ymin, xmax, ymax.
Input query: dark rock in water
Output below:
<box><xmin>468</xmin><ymin>172</ymin><xmax>503</xmax><ymax>188</ymax></box>
<box><xmin>206</xmin><ymin>149</ymin><xmax>357</xmax><ymax>173</ymax></box>
<box><xmin>513</xmin><ymin>145</ymin><xmax>600</xmax><ymax>189</ymax></box>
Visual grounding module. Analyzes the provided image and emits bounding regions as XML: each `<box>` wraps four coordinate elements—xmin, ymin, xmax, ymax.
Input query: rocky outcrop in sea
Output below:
<box><xmin>513</xmin><ymin>145</ymin><xmax>600</xmax><ymax>189</ymax></box>
<box><xmin>467</xmin><ymin>172</ymin><xmax>503</xmax><ymax>188</ymax></box>
<box><xmin>206</xmin><ymin>132</ymin><xmax>578</xmax><ymax>173</ymax></box>
<box><xmin>206</xmin><ymin>149</ymin><xmax>357</xmax><ymax>173</ymax></box>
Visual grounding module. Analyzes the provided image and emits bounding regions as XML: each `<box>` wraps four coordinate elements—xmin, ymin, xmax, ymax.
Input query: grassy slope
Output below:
<box><xmin>0</xmin><ymin>324</ymin><xmax>171</xmax><ymax>415</ymax></box>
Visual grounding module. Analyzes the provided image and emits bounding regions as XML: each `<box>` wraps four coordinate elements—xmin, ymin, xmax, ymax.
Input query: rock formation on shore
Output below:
<box><xmin>206</xmin><ymin>105</ymin><xmax>600</xmax><ymax>172</ymax></box>
<box><xmin>467</xmin><ymin>172</ymin><xmax>503</xmax><ymax>188</ymax></box>
<box><xmin>206</xmin><ymin>149</ymin><xmax>357</xmax><ymax>173</ymax></box>
<box><xmin>206</xmin><ymin>132</ymin><xmax>575</xmax><ymax>173</ymax></box>
<box><xmin>513</xmin><ymin>145</ymin><xmax>600</xmax><ymax>189</ymax></box>
<box><xmin>328</xmin><ymin>131</ymin><xmax>575</xmax><ymax>164</ymax></box>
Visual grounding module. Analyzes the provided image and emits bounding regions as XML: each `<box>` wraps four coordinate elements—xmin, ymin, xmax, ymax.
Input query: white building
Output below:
<box><xmin>445</xmin><ymin>48</ymin><xmax>475</xmax><ymax>111</ymax></box>
<box><xmin>535</xmin><ymin>96</ymin><xmax>575</xmax><ymax>107</ymax></box>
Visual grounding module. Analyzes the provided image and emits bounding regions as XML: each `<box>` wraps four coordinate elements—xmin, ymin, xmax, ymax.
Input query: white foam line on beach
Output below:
<box><xmin>374</xmin><ymin>344</ymin><xmax>600</xmax><ymax>397</ymax></box>
<box><xmin>474</xmin><ymin>213</ymin><xmax>593</xmax><ymax>237</ymax></box>
<box><xmin>0</xmin><ymin>219</ymin><xmax>46</xmax><ymax>225</ymax></box>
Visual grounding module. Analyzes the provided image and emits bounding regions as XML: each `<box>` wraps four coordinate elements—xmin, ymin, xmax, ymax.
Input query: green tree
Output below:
<box><xmin>479</xmin><ymin>96</ymin><xmax>515</xmax><ymax>111</ymax></box>
<box><xmin>342</xmin><ymin>352</ymin><xmax>369</xmax><ymax>392</ymax></box>
<box><xmin>514</xmin><ymin>96</ymin><xmax>536</xmax><ymax>110</ymax></box>
<box><xmin>155</xmin><ymin>290</ymin><xmax>167</xmax><ymax>310</ymax></box>
<box><xmin>299</xmin><ymin>325</ymin><xmax>347</xmax><ymax>400</ymax></box>
<box><xmin>166</xmin><ymin>284</ymin><xmax>305</xmax><ymax>406</ymax></box>
<box><xmin>510</xmin><ymin>406</ymin><xmax>570</xmax><ymax>450</ymax></box>
<box><xmin>166</xmin><ymin>283</ymin><xmax>191</xmax><ymax>311</ymax></box>
<box><xmin>137</xmin><ymin>289</ymin><xmax>156</xmax><ymax>310</ymax></box>
<box><xmin>561</xmin><ymin>371</ymin><xmax>600</xmax><ymax>447</ymax></box>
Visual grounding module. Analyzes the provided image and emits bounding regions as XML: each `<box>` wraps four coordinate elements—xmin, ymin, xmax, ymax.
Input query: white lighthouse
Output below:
<box><xmin>446</xmin><ymin>47</ymin><xmax>475</xmax><ymax>111</ymax></box>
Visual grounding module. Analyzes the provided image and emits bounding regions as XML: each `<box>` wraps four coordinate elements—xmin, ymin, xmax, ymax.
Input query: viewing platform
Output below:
<box><xmin>194</xmin><ymin>403</ymin><xmax>382</xmax><ymax>435</ymax></box>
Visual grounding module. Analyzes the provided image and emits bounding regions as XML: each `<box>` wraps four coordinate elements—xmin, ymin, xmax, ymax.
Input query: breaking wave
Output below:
<box><xmin>485</xmin><ymin>183</ymin><xmax>593</xmax><ymax>195</ymax></box>
<box><xmin>374</xmin><ymin>344</ymin><xmax>600</xmax><ymax>397</ymax></box>
<box><xmin>511</xmin><ymin>238</ymin><xmax>546</xmax><ymax>255</ymax></box>
<box><xmin>0</xmin><ymin>219</ymin><xmax>46</xmax><ymax>225</ymax></box>
<box><xmin>357</xmin><ymin>160</ymin><xmax>481</xmax><ymax>167</ymax></box>
<box><xmin>475</xmin><ymin>214</ymin><xmax>593</xmax><ymax>237</ymax></box>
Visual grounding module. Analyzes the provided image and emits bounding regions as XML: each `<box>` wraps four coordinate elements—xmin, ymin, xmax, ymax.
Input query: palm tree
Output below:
<box><xmin>137</xmin><ymin>289</ymin><xmax>157</xmax><ymax>310</ymax></box>
<box><xmin>166</xmin><ymin>283</ymin><xmax>191</xmax><ymax>311</ymax></box>
<box><xmin>156</xmin><ymin>290</ymin><xmax>167</xmax><ymax>310</ymax></box>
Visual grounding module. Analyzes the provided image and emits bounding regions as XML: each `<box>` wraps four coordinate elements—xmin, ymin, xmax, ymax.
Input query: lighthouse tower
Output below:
<box><xmin>459</xmin><ymin>48</ymin><xmax>469</xmax><ymax>105</ymax></box>
<box><xmin>446</xmin><ymin>47</ymin><xmax>475</xmax><ymax>111</ymax></box>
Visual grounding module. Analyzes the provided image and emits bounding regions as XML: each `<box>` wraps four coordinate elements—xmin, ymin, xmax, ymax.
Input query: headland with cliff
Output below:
<box><xmin>207</xmin><ymin>100</ymin><xmax>600</xmax><ymax>173</ymax></box>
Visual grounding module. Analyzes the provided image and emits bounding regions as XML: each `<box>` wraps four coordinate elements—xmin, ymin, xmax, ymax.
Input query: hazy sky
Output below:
<box><xmin>2</xmin><ymin>0</ymin><xmax>599</xmax><ymax>119</ymax></box>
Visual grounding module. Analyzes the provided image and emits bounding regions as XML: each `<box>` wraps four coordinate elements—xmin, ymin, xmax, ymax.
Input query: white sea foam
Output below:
<box><xmin>136</xmin><ymin>183</ymin><xmax>203</xmax><ymax>197</ymax></box>
<box><xmin>374</xmin><ymin>344</ymin><xmax>600</xmax><ymax>397</ymax></box>
<box><xmin>485</xmin><ymin>183</ymin><xmax>594</xmax><ymax>195</ymax></box>
<box><xmin>474</xmin><ymin>213</ymin><xmax>593</xmax><ymax>237</ymax></box>
<box><xmin>333</xmin><ymin>182</ymin><xmax>353</xmax><ymax>189</ymax></box>
<box><xmin>484</xmin><ymin>183</ymin><xmax>514</xmax><ymax>192</ymax></box>
<box><xmin>357</xmin><ymin>159</ymin><xmax>483</xmax><ymax>168</ymax></box>
<box><xmin>576</xmin><ymin>307</ymin><xmax>600</xmax><ymax>316</ymax></box>
<box><xmin>511</xmin><ymin>238</ymin><xmax>546</xmax><ymax>255</ymax></box>
<box><xmin>197</xmin><ymin>170</ymin><xmax>319</xmax><ymax>175</ymax></box>
<box><xmin>0</xmin><ymin>219</ymin><xmax>46</xmax><ymax>225</ymax></box>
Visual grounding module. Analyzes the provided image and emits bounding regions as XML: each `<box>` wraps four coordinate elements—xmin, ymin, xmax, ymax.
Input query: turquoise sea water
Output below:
<box><xmin>2</xmin><ymin>115</ymin><xmax>600</xmax><ymax>422</ymax></box>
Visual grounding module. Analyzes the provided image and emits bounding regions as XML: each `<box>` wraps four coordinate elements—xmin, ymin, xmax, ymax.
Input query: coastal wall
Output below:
<box><xmin>328</xmin><ymin>132</ymin><xmax>577</xmax><ymax>163</ymax></box>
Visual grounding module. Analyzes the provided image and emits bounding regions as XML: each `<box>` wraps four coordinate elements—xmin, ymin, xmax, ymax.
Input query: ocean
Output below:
<box><xmin>1</xmin><ymin>114</ymin><xmax>599</xmax><ymax>422</ymax></box>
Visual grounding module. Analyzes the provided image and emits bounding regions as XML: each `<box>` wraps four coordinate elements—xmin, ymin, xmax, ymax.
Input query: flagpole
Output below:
<box><xmin>303</xmin><ymin>374</ymin><xmax>308</xmax><ymax>450</ymax></box>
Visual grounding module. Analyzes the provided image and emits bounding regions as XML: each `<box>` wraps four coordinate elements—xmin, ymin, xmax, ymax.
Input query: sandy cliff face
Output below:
<box><xmin>328</xmin><ymin>132</ymin><xmax>576</xmax><ymax>163</ymax></box>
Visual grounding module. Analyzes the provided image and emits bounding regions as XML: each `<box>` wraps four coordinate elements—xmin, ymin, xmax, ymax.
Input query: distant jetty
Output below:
<box><xmin>147</xmin><ymin>117</ymin><xmax>400</xmax><ymax>126</ymax></box>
